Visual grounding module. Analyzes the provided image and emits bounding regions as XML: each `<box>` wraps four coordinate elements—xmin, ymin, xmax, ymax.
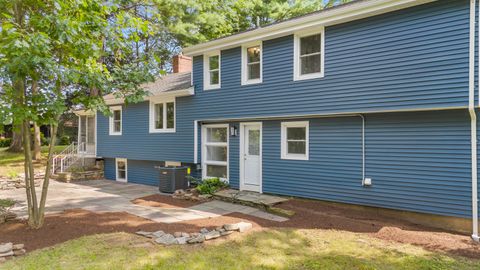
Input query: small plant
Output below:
<box><xmin>59</xmin><ymin>135</ymin><xmax>71</xmax><ymax>145</ymax></box>
<box><xmin>6</xmin><ymin>171</ymin><xmax>18</xmax><ymax>179</ymax></box>
<box><xmin>0</xmin><ymin>138</ymin><xmax>12</xmax><ymax>148</ymax></box>
<box><xmin>0</xmin><ymin>198</ymin><xmax>15</xmax><ymax>210</ymax></box>
<box><xmin>196</xmin><ymin>177</ymin><xmax>228</xmax><ymax>195</ymax></box>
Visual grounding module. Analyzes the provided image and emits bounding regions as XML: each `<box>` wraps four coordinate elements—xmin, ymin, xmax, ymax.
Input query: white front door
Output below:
<box><xmin>240</xmin><ymin>123</ymin><xmax>262</xmax><ymax>192</ymax></box>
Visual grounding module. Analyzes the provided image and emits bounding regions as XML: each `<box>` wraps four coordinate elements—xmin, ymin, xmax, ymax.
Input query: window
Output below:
<box><xmin>149</xmin><ymin>99</ymin><xmax>175</xmax><ymax>133</ymax></box>
<box><xmin>202</xmin><ymin>124</ymin><xmax>228</xmax><ymax>179</ymax></box>
<box><xmin>281</xmin><ymin>121</ymin><xmax>309</xmax><ymax>160</ymax></box>
<box><xmin>294</xmin><ymin>27</ymin><xmax>324</xmax><ymax>81</ymax></box>
<box><xmin>109</xmin><ymin>106</ymin><xmax>122</xmax><ymax>135</ymax></box>
<box><xmin>115</xmin><ymin>158</ymin><xmax>127</xmax><ymax>182</ymax></box>
<box><xmin>241</xmin><ymin>42</ymin><xmax>262</xmax><ymax>85</ymax></box>
<box><xmin>203</xmin><ymin>52</ymin><xmax>221</xmax><ymax>90</ymax></box>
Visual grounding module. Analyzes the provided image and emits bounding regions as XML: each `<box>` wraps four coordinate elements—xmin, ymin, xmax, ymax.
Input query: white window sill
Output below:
<box><xmin>109</xmin><ymin>133</ymin><xmax>122</xmax><ymax>136</ymax></box>
<box><xmin>204</xmin><ymin>84</ymin><xmax>221</xmax><ymax>90</ymax></box>
<box><xmin>294</xmin><ymin>72</ymin><xmax>324</xmax><ymax>81</ymax></box>
<box><xmin>241</xmin><ymin>79</ymin><xmax>262</xmax><ymax>86</ymax></box>
<box><xmin>149</xmin><ymin>129</ymin><xmax>176</xmax><ymax>133</ymax></box>
<box><xmin>281</xmin><ymin>155</ymin><xmax>309</xmax><ymax>160</ymax></box>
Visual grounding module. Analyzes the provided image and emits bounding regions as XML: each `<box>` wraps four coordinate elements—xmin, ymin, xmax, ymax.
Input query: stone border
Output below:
<box><xmin>135</xmin><ymin>222</ymin><xmax>253</xmax><ymax>245</ymax></box>
<box><xmin>0</xmin><ymin>243</ymin><xmax>25</xmax><ymax>262</ymax></box>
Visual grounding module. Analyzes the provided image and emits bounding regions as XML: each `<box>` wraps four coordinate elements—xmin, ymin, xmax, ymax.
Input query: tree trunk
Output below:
<box><xmin>32</xmin><ymin>80</ymin><xmax>41</xmax><ymax>160</ymax></box>
<box><xmin>38</xmin><ymin>124</ymin><xmax>58</xmax><ymax>226</ymax></box>
<box><xmin>22</xmin><ymin>120</ymin><xmax>40</xmax><ymax>228</ymax></box>
<box><xmin>7</xmin><ymin>127</ymin><xmax>23</xmax><ymax>152</ymax></box>
<box><xmin>33</xmin><ymin>123</ymin><xmax>41</xmax><ymax>160</ymax></box>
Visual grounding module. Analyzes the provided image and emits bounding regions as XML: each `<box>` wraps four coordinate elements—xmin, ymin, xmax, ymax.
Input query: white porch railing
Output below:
<box><xmin>52</xmin><ymin>142</ymin><xmax>84</xmax><ymax>174</ymax></box>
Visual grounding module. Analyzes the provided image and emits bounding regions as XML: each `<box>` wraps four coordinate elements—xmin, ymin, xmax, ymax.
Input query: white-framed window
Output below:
<box><xmin>149</xmin><ymin>98</ymin><xmax>175</xmax><ymax>133</ymax></box>
<box><xmin>203</xmin><ymin>51</ymin><xmax>221</xmax><ymax>90</ymax></box>
<box><xmin>281</xmin><ymin>121</ymin><xmax>309</xmax><ymax>160</ymax></box>
<box><xmin>115</xmin><ymin>158</ymin><xmax>127</xmax><ymax>182</ymax></box>
<box><xmin>241</xmin><ymin>42</ymin><xmax>262</xmax><ymax>85</ymax></box>
<box><xmin>202</xmin><ymin>124</ymin><xmax>229</xmax><ymax>180</ymax></box>
<box><xmin>293</xmin><ymin>27</ymin><xmax>325</xmax><ymax>81</ymax></box>
<box><xmin>109</xmin><ymin>106</ymin><xmax>122</xmax><ymax>135</ymax></box>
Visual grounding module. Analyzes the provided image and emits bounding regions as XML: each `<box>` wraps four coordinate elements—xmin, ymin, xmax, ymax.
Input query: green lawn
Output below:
<box><xmin>0</xmin><ymin>146</ymin><xmax>67</xmax><ymax>177</ymax></box>
<box><xmin>2</xmin><ymin>229</ymin><xmax>479</xmax><ymax>270</ymax></box>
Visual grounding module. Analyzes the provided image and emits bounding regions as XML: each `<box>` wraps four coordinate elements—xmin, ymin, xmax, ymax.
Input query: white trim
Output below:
<box><xmin>241</xmin><ymin>41</ymin><xmax>263</xmax><ymax>85</ymax></box>
<box><xmin>294</xmin><ymin>27</ymin><xmax>325</xmax><ymax>81</ymax></box>
<box><xmin>115</xmin><ymin>158</ymin><xmax>127</xmax><ymax>182</ymax></box>
<box><xmin>194</xmin><ymin>120</ymin><xmax>199</xmax><ymax>164</ymax></box>
<box><xmin>195</xmin><ymin>106</ymin><xmax>468</xmax><ymax>124</ymax></box>
<box><xmin>104</xmin><ymin>88</ymin><xmax>194</xmax><ymax>105</ymax></box>
<box><xmin>281</xmin><ymin>121</ymin><xmax>309</xmax><ymax>160</ymax></box>
<box><xmin>109</xmin><ymin>106</ymin><xmax>122</xmax><ymax>136</ymax></box>
<box><xmin>203</xmin><ymin>52</ymin><xmax>221</xmax><ymax>90</ymax></box>
<box><xmin>239</xmin><ymin>122</ymin><xmax>263</xmax><ymax>193</ymax></box>
<box><xmin>183</xmin><ymin>0</ymin><xmax>434</xmax><ymax>56</ymax></box>
<box><xmin>201</xmin><ymin>124</ymin><xmax>229</xmax><ymax>181</ymax></box>
<box><xmin>469</xmin><ymin>0</ymin><xmax>479</xmax><ymax>242</ymax></box>
<box><xmin>149</xmin><ymin>98</ymin><xmax>176</xmax><ymax>133</ymax></box>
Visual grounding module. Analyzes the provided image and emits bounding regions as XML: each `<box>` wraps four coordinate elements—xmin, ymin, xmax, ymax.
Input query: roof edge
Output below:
<box><xmin>105</xmin><ymin>87</ymin><xmax>195</xmax><ymax>105</ymax></box>
<box><xmin>183</xmin><ymin>0</ymin><xmax>435</xmax><ymax>56</ymax></box>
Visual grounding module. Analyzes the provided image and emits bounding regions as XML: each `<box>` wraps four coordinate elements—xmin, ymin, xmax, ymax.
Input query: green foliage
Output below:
<box><xmin>196</xmin><ymin>177</ymin><xmax>228</xmax><ymax>195</ymax></box>
<box><xmin>0</xmin><ymin>138</ymin><xmax>12</xmax><ymax>148</ymax></box>
<box><xmin>58</xmin><ymin>135</ymin><xmax>71</xmax><ymax>146</ymax></box>
<box><xmin>0</xmin><ymin>198</ymin><xmax>15</xmax><ymax>209</ymax></box>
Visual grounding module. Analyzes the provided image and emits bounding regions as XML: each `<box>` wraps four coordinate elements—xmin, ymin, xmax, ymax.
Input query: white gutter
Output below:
<box><xmin>469</xmin><ymin>0</ymin><xmax>479</xmax><ymax>242</ymax></box>
<box><xmin>105</xmin><ymin>87</ymin><xmax>195</xmax><ymax>105</ymax></box>
<box><xmin>194</xmin><ymin>120</ymin><xmax>198</xmax><ymax>164</ymax></box>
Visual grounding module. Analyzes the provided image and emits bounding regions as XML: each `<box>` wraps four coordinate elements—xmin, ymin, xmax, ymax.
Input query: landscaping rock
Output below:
<box><xmin>223</xmin><ymin>223</ymin><xmax>239</xmax><ymax>231</ymax></box>
<box><xmin>181</xmin><ymin>232</ymin><xmax>190</xmax><ymax>238</ymax></box>
<box><xmin>135</xmin><ymin>231</ymin><xmax>152</xmax><ymax>237</ymax></box>
<box><xmin>155</xmin><ymin>234</ymin><xmax>176</xmax><ymax>245</ymax></box>
<box><xmin>199</xmin><ymin>194</ymin><xmax>212</xmax><ymax>199</ymax></box>
<box><xmin>220</xmin><ymin>230</ymin><xmax>234</xmax><ymax>236</ymax></box>
<box><xmin>0</xmin><ymin>243</ymin><xmax>12</xmax><ymax>254</ymax></box>
<box><xmin>224</xmin><ymin>222</ymin><xmax>252</xmax><ymax>232</ymax></box>
<box><xmin>175</xmin><ymin>237</ymin><xmax>189</xmax><ymax>245</ymax></box>
<box><xmin>152</xmin><ymin>230</ymin><xmax>166</xmax><ymax>238</ymax></box>
<box><xmin>190</xmin><ymin>232</ymin><xmax>201</xmax><ymax>237</ymax></box>
<box><xmin>12</xmin><ymin>244</ymin><xmax>24</xmax><ymax>250</ymax></box>
<box><xmin>237</xmin><ymin>222</ymin><xmax>253</xmax><ymax>232</ymax></box>
<box><xmin>187</xmin><ymin>234</ymin><xmax>205</xmax><ymax>244</ymax></box>
<box><xmin>173</xmin><ymin>232</ymin><xmax>183</xmax><ymax>238</ymax></box>
<box><xmin>0</xmin><ymin>257</ymin><xmax>5</xmax><ymax>263</ymax></box>
<box><xmin>200</xmin><ymin>228</ymin><xmax>209</xmax><ymax>234</ymax></box>
<box><xmin>13</xmin><ymin>249</ymin><xmax>26</xmax><ymax>256</ymax></box>
<box><xmin>0</xmin><ymin>251</ymin><xmax>13</xmax><ymax>258</ymax></box>
<box><xmin>204</xmin><ymin>230</ymin><xmax>221</xmax><ymax>240</ymax></box>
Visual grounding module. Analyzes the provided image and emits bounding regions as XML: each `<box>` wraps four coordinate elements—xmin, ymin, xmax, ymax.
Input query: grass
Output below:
<box><xmin>2</xmin><ymin>229</ymin><xmax>479</xmax><ymax>270</ymax></box>
<box><xmin>0</xmin><ymin>146</ymin><xmax>67</xmax><ymax>177</ymax></box>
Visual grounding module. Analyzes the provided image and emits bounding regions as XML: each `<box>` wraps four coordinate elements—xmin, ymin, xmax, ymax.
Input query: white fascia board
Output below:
<box><xmin>105</xmin><ymin>87</ymin><xmax>195</xmax><ymax>105</ymax></box>
<box><xmin>183</xmin><ymin>0</ymin><xmax>435</xmax><ymax>56</ymax></box>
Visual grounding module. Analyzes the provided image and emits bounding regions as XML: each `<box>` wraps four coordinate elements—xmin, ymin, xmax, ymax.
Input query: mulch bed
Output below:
<box><xmin>0</xmin><ymin>198</ymin><xmax>479</xmax><ymax>259</ymax></box>
<box><xmin>131</xmin><ymin>194</ymin><xmax>202</xmax><ymax>209</ymax></box>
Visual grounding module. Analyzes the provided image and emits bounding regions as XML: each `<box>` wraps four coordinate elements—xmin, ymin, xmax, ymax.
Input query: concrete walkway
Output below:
<box><xmin>1</xmin><ymin>180</ymin><xmax>288</xmax><ymax>223</ymax></box>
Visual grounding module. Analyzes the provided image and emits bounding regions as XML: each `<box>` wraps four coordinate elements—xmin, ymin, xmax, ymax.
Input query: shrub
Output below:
<box><xmin>40</xmin><ymin>132</ymin><xmax>48</xmax><ymax>146</ymax></box>
<box><xmin>0</xmin><ymin>138</ymin><xmax>12</xmax><ymax>148</ymax></box>
<box><xmin>59</xmin><ymin>135</ymin><xmax>71</xmax><ymax>145</ymax></box>
<box><xmin>196</xmin><ymin>177</ymin><xmax>228</xmax><ymax>195</ymax></box>
<box><xmin>0</xmin><ymin>199</ymin><xmax>15</xmax><ymax>210</ymax></box>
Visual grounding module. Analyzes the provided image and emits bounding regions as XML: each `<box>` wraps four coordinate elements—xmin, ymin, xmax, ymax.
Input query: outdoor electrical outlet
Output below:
<box><xmin>362</xmin><ymin>178</ymin><xmax>372</xmax><ymax>186</ymax></box>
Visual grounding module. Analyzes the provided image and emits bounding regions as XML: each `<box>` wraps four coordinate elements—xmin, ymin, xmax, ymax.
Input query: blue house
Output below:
<box><xmin>77</xmin><ymin>0</ymin><xmax>480</xmax><ymax>240</ymax></box>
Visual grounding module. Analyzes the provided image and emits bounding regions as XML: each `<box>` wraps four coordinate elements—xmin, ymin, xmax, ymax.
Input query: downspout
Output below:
<box><xmin>357</xmin><ymin>114</ymin><xmax>366</xmax><ymax>185</ymax></box>
<box><xmin>469</xmin><ymin>0</ymin><xmax>479</xmax><ymax>242</ymax></box>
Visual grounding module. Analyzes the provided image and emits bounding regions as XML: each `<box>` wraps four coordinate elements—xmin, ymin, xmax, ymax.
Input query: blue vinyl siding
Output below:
<box><xmin>257</xmin><ymin>110</ymin><xmax>472</xmax><ymax>218</ymax></box>
<box><xmin>104</xmin><ymin>158</ymin><xmax>163</xmax><ymax>186</ymax></box>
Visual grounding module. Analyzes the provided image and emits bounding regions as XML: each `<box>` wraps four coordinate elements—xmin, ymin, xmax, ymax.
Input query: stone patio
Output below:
<box><xmin>214</xmin><ymin>189</ymin><xmax>289</xmax><ymax>206</ymax></box>
<box><xmin>0</xmin><ymin>180</ymin><xmax>288</xmax><ymax>223</ymax></box>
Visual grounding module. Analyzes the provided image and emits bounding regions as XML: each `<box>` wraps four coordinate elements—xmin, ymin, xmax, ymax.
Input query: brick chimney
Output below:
<box><xmin>172</xmin><ymin>54</ymin><xmax>192</xmax><ymax>73</ymax></box>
